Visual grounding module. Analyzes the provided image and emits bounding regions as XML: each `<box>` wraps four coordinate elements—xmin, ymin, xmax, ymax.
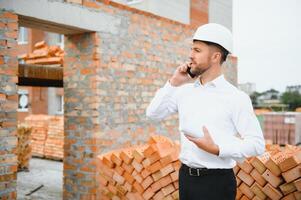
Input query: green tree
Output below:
<box><xmin>250</xmin><ymin>91</ymin><xmax>261</xmax><ymax>107</ymax></box>
<box><xmin>280</xmin><ymin>91</ymin><xmax>301</xmax><ymax>111</ymax></box>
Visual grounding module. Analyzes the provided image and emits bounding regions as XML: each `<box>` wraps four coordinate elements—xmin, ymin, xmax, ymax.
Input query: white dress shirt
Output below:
<box><xmin>146</xmin><ymin>75</ymin><xmax>265</xmax><ymax>169</ymax></box>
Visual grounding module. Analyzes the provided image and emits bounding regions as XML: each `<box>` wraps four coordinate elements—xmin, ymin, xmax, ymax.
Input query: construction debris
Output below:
<box><xmin>19</xmin><ymin>41</ymin><xmax>64</xmax><ymax>65</ymax></box>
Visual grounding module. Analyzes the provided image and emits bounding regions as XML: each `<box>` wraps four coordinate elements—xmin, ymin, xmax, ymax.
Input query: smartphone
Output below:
<box><xmin>186</xmin><ymin>66</ymin><xmax>196</xmax><ymax>78</ymax></box>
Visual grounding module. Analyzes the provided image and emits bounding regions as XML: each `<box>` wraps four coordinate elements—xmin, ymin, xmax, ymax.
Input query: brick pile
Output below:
<box><xmin>44</xmin><ymin>116</ymin><xmax>64</xmax><ymax>160</ymax></box>
<box><xmin>19</xmin><ymin>40</ymin><xmax>64</xmax><ymax>65</ymax></box>
<box><xmin>17</xmin><ymin>126</ymin><xmax>32</xmax><ymax>171</ymax></box>
<box><xmin>24</xmin><ymin>114</ymin><xmax>64</xmax><ymax>160</ymax></box>
<box><xmin>98</xmin><ymin>135</ymin><xmax>180</xmax><ymax>200</ymax></box>
<box><xmin>263</xmin><ymin>113</ymin><xmax>301</xmax><ymax>145</ymax></box>
<box><xmin>235</xmin><ymin>144</ymin><xmax>301</xmax><ymax>200</ymax></box>
<box><xmin>98</xmin><ymin>136</ymin><xmax>301</xmax><ymax>200</ymax></box>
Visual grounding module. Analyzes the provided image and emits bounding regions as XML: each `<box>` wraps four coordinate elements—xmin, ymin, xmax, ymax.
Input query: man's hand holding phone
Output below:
<box><xmin>169</xmin><ymin>62</ymin><xmax>197</xmax><ymax>87</ymax></box>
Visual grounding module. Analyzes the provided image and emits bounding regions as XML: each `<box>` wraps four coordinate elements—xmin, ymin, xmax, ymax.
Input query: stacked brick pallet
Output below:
<box><xmin>44</xmin><ymin>116</ymin><xmax>64</xmax><ymax>160</ymax></box>
<box><xmin>25</xmin><ymin>115</ymin><xmax>49</xmax><ymax>157</ymax></box>
<box><xmin>263</xmin><ymin>112</ymin><xmax>301</xmax><ymax>145</ymax></box>
<box><xmin>235</xmin><ymin>144</ymin><xmax>301</xmax><ymax>200</ymax></box>
<box><xmin>17</xmin><ymin>126</ymin><xmax>32</xmax><ymax>171</ymax></box>
<box><xmin>24</xmin><ymin>114</ymin><xmax>64</xmax><ymax>160</ymax></box>
<box><xmin>98</xmin><ymin>135</ymin><xmax>180</xmax><ymax>200</ymax></box>
<box><xmin>19</xmin><ymin>40</ymin><xmax>64</xmax><ymax>65</ymax></box>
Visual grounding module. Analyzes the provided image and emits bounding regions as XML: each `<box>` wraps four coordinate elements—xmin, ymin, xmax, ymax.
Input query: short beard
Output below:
<box><xmin>191</xmin><ymin>65</ymin><xmax>210</xmax><ymax>77</ymax></box>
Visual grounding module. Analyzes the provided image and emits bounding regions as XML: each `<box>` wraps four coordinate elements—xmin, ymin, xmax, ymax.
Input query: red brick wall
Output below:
<box><xmin>17</xmin><ymin>86</ymin><xmax>49</xmax><ymax>123</ymax></box>
<box><xmin>63</xmin><ymin>32</ymin><xmax>101</xmax><ymax>199</ymax></box>
<box><xmin>17</xmin><ymin>28</ymin><xmax>48</xmax><ymax>123</ymax></box>
<box><xmin>0</xmin><ymin>10</ymin><xmax>18</xmax><ymax>200</ymax></box>
<box><xmin>190</xmin><ymin>0</ymin><xmax>209</xmax><ymax>28</ymax></box>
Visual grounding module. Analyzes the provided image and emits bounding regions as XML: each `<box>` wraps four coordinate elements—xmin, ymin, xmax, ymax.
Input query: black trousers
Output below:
<box><xmin>179</xmin><ymin>164</ymin><xmax>237</xmax><ymax>200</ymax></box>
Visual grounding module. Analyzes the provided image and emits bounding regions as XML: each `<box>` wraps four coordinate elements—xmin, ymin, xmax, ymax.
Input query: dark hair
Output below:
<box><xmin>195</xmin><ymin>40</ymin><xmax>229</xmax><ymax>64</ymax></box>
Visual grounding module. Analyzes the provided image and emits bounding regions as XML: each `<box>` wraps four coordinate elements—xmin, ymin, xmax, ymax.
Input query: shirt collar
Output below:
<box><xmin>194</xmin><ymin>74</ymin><xmax>225</xmax><ymax>88</ymax></box>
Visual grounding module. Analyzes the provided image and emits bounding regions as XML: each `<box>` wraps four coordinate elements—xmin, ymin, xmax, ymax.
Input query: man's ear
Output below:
<box><xmin>211</xmin><ymin>51</ymin><xmax>222</xmax><ymax>64</ymax></box>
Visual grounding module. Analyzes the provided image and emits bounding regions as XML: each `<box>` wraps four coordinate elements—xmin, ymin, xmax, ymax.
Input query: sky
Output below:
<box><xmin>232</xmin><ymin>0</ymin><xmax>300</xmax><ymax>93</ymax></box>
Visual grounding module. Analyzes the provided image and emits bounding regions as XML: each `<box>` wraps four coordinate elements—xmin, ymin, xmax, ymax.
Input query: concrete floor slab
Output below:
<box><xmin>17</xmin><ymin>158</ymin><xmax>63</xmax><ymax>200</ymax></box>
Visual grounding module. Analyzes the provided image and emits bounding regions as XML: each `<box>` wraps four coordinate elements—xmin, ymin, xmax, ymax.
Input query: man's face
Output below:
<box><xmin>189</xmin><ymin>41</ymin><xmax>212</xmax><ymax>76</ymax></box>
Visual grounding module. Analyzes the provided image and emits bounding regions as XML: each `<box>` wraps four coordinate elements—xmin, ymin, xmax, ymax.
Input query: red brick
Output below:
<box><xmin>141</xmin><ymin>175</ymin><xmax>153</xmax><ymax>190</ymax></box>
<box><xmin>148</xmin><ymin>160</ymin><xmax>162</xmax><ymax>173</ymax></box>
<box><xmin>0</xmin><ymin>21</ymin><xmax>5</xmax><ymax>28</ymax></box>
<box><xmin>170</xmin><ymin>171</ymin><xmax>178</xmax><ymax>182</ymax></box>
<box><xmin>7</xmin><ymin>22</ymin><xmax>18</xmax><ymax>30</ymax></box>
<box><xmin>123</xmin><ymin>171</ymin><xmax>135</xmax><ymax>185</ymax></box>
<box><xmin>294</xmin><ymin>191</ymin><xmax>301</xmax><ymax>199</ymax></box>
<box><xmin>133</xmin><ymin>181</ymin><xmax>144</xmax><ymax>194</ymax></box>
<box><xmin>279</xmin><ymin>182</ymin><xmax>296</xmax><ymax>196</ymax></box>
<box><xmin>282</xmin><ymin>193</ymin><xmax>296</xmax><ymax>200</ymax></box>
<box><xmin>294</xmin><ymin>178</ymin><xmax>301</xmax><ymax>191</ymax></box>
<box><xmin>132</xmin><ymin>159</ymin><xmax>143</xmax><ymax>172</ymax></box>
<box><xmin>237</xmin><ymin>169</ymin><xmax>255</xmax><ymax>186</ymax></box>
<box><xmin>159</xmin><ymin>175</ymin><xmax>172</xmax><ymax>188</ymax></box>
<box><xmin>239</xmin><ymin>182</ymin><xmax>254</xmax><ymax>199</ymax></box>
<box><xmin>5</xmin><ymin>31</ymin><xmax>18</xmax><ymax>39</ymax></box>
<box><xmin>262</xmin><ymin>169</ymin><xmax>283</xmax><ymax>188</ymax></box>
<box><xmin>250</xmin><ymin>169</ymin><xmax>267</xmax><ymax>187</ymax></box>
<box><xmin>121</xmin><ymin>162</ymin><xmax>134</xmax><ymax>174</ymax></box>
<box><xmin>141</xmin><ymin>168</ymin><xmax>151</xmax><ymax>179</ymax></box>
<box><xmin>282</xmin><ymin>165</ymin><xmax>301</xmax><ymax>183</ymax></box>
<box><xmin>153</xmin><ymin>190</ymin><xmax>164</xmax><ymax>200</ymax></box>
<box><xmin>142</xmin><ymin>187</ymin><xmax>155</xmax><ymax>200</ymax></box>
<box><xmin>262</xmin><ymin>183</ymin><xmax>283</xmax><ymax>200</ymax></box>
<box><xmin>0</xmin><ymin>93</ymin><xmax>6</xmax><ymax>100</ymax></box>
<box><xmin>265</xmin><ymin>157</ymin><xmax>282</xmax><ymax>176</ymax></box>
<box><xmin>250</xmin><ymin>183</ymin><xmax>267</xmax><ymax>200</ymax></box>
<box><xmin>120</xmin><ymin>149</ymin><xmax>134</xmax><ymax>164</ymax></box>
<box><xmin>250</xmin><ymin>154</ymin><xmax>270</xmax><ymax>174</ymax></box>
<box><xmin>0</xmin><ymin>40</ymin><xmax>6</xmax><ymax>48</ymax></box>
<box><xmin>161</xmin><ymin>183</ymin><xmax>175</xmax><ymax>196</ymax></box>
<box><xmin>65</xmin><ymin>0</ymin><xmax>82</xmax><ymax>4</ymax></box>
<box><xmin>238</xmin><ymin>159</ymin><xmax>254</xmax><ymax>173</ymax></box>
<box><xmin>111</xmin><ymin>151</ymin><xmax>122</xmax><ymax>166</ymax></box>
<box><xmin>279</xmin><ymin>151</ymin><xmax>301</xmax><ymax>172</ymax></box>
<box><xmin>0</xmin><ymin>12</ymin><xmax>18</xmax><ymax>20</ymax></box>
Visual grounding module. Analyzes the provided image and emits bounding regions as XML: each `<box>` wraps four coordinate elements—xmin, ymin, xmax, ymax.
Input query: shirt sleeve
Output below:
<box><xmin>217</xmin><ymin>92</ymin><xmax>265</xmax><ymax>160</ymax></box>
<box><xmin>146</xmin><ymin>81</ymin><xmax>179</xmax><ymax>120</ymax></box>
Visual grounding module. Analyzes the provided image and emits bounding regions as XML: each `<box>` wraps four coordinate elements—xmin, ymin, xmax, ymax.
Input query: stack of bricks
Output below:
<box><xmin>263</xmin><ymin>113</ymin><xmax>301</xmax><ymax>145</ymax></box>
<box><xmin>24</xmin><ymin>114</ymin><xmax>64</xmax><ymax>160</ymax></box>
<box><xmin>0</xmin><ymin>10</ymin><xmax>18</xmax><ymax>200</ymax></box>
<box><xmin>19</xmin><ymin>40</ymin><xmax>64</xmax><ymax>65</ymax></box>
<box><xmin>44</xmin><ymin>116</ymin><xmax>64</xmax><ymax>160</ymax></box>
<box><xmin>98</xmin><ymin>135</ymin><xmax>180</xmax><ymax>200</ymax></box>
<box><xmin>235</xmin><ymin>144</ymin><xmax>301</xmax><ymax>200</ymax></box>
<box><xmin>24</xmin><ymin>115</ymin><xmax>49</xmax><ymax>157</ymax></box>
<box><xmin>16</xmin><ymin>126</ymin><xmax>32</xmax><ymax>171</ymax></box>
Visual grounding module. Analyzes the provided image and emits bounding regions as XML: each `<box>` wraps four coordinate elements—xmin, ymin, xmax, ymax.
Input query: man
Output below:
<box><xmin>146</xmin><ymin>23</ymin><xmax>265</xmax><ymax>200</ymax></box>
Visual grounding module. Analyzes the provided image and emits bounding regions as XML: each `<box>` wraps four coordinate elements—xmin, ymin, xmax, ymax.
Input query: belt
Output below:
<box><xmin>181</xmin><ymin>163</ymin><xmax>233</xmax><ymax>177</ymax></box>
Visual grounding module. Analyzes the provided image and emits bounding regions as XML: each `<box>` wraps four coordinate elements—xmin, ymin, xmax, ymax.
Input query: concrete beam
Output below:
<box><xmin>0</xmin><ymin>0</ymin><xmax>121</xmax><ymax>34</ymax></box>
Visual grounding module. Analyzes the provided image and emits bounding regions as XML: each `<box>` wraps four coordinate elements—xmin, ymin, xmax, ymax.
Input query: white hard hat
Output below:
<box><xmin>193</xmin><ymin>23</ymin><xmax>233</xmax><ymax>53</ymax></box>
